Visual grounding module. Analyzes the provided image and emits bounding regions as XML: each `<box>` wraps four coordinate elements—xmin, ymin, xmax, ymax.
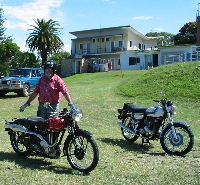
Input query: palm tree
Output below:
<box><xmin>26</xmin><ymin>18</ymin><xmax>64</xmax><ymax>65</ymax></box>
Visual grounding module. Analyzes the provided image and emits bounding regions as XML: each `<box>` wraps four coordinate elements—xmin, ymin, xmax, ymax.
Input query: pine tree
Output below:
<box><xmin>0</xmin><ymin>7</ymin><xmax>6</xmax><ymax>40</ymax></box>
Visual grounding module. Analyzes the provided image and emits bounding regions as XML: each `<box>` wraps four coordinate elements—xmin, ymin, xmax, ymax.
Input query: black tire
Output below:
<box><xmin>160</xmin><ymin>123</ymin><xmax>194</xmax><ymax>156</ymax></box>
<box><xmin>121</xmin><ymin>117</ymin><xmax>139</xmax><ymax>142</ymax></box>
<box><xmin>10</xmin><ymin>128</ymin><xmax>32</xmax><ymax>156</ymax></box>
<box><xmin>20</xmin><ymin>84</ymin><xmax>30</xmax><ymax>97</ymax></box>
<box><xmin>63</xmin><ymin>132</ymin><xmax>99</xmax><ymax>173</ymax></box>
<box><xmin>0</xmin><ymin>92</ymin><xmax>6</xmax><ymax>97</ymax></box>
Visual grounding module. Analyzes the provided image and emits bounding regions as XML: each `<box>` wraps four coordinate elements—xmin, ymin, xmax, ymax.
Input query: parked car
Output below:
<box><xmin>0</xmin><ymin>71</ymin><xmax>4</xmax><ymax>84</ymax></box>
<box><xmin>0</xmin><ymin>68</ymin><xmax>44</xmax><ymax>97</ymax></box>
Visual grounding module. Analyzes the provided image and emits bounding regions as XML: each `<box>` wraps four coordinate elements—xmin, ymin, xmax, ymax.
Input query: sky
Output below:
<box><xmin>1</xmin><ymin>0</ymin><xmax>200</xmax><ymax>52</ymax></box>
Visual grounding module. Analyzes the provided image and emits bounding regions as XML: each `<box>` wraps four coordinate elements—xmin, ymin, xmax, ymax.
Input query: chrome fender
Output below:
<box><xmin>63</xmin><ymin>129</ymin><xmax>93</xmax><ymax>154</ymax></box>
<box><xmin>64</xmin><ymin>129</ymin><xmax>93</xmax><ymax>143</ymax></box>
<box><xmin>160</xmin><ymin>122</ymin><xmax>190</xmax><ymax>137</ymax></box>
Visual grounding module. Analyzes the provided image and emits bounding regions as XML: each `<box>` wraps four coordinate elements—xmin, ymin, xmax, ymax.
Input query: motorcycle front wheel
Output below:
<box><xmin>121</xmin><ymin>117</ymin><xmax>139</xmax><ymax>142</ymax></box>
<box><xmin>160</xmin><ymin>123</ymin><xmax>194</xmax><ymax>156</ymax></box>
<box><xmin>10</xmin><ymin>129</ymin><xmax>32</xmax><ymax>156</ymax></box>
<box><xmin>63</xmin><ymin>132</ymin><xmax>99</xmax><ymax>173</ymax></box>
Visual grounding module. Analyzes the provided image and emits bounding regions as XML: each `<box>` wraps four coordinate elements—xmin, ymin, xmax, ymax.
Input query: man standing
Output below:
<box><xmin>20</xmin><ymin>60</ymin><xmax>76</xmax><ymax>119</ymax></box>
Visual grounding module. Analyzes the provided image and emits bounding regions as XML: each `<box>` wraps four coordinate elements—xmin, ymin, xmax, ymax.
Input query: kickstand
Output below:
<box><xmin>142</xmin><ymin>138</ymin><xmax>152</xmax><ymax>146</ymax></box>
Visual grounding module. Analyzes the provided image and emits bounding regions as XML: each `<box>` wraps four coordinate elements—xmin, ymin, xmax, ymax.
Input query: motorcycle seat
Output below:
<box><xmin>27</xmin><ymin>116</ymin><xmax>46</xmax><ymax>126</ymax></box>
<box><xmin>124</xmin><ymin>103</ymin><xmax>147</xmax><ymax>114</ymax></box>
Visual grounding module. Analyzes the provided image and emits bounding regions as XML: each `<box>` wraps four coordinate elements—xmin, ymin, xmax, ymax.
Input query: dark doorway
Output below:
<box><xmin>153</xmin><ymin>54</ymin><xmax>158</xmax><ymax>67</ymax></box>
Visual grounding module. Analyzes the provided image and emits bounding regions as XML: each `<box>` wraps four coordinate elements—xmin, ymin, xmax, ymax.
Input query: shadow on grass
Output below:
<box><xmin>0</xmin><ymin>151</ymin><xmax>88</xmax><ymax>175</ymax></box>
<box><xmin>0</xmin><ymin>94</ymin><xmax>20</xmax><ymax>99</ymax></box>
<box><xmin>99</xmin><ymin>137</ymin><xmax>166</xmax><ymax>156</ymax></box>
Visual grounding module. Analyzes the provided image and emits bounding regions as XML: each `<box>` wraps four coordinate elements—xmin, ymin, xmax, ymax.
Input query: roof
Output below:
<box><xmin>70</xmin><ymin>25</ymin><xmax>158</xmax><ymax>41</ymax></box>
<box><xmin>70</xmin><ymin>25</ymin><xmax>131</xmax><ymax>34</ymax></box>
<box><xmin>10</xmin><ymin>68</ymin><xmax>43</xmax><ymax>70</ymax></box>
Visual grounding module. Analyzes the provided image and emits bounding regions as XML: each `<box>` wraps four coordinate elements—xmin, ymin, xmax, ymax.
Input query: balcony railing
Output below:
<box><xmin>71</xmin><ymin>47</ymin><xmax>127</xmax><ymax>55</ymax></box>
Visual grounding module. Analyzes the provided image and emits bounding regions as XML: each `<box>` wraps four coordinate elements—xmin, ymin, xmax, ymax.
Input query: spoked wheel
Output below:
<box><xmin>121</xmin><ymin>117</ymin><xmax>139</xmax><ymax>142</ymax></box>
<box><xmin>10</xmin><ymin>127</ymin><xmax>32</xmax><ymax>156</ymax></box>
<box><xmin>64</xmin><ymin>132</ymin><xmax>99</xmax><ymax>173</ymax></box>
<box><xmin>160</xmin><ymin>123</ymin><xmax>194</xmax><ymax>156</ymax></box>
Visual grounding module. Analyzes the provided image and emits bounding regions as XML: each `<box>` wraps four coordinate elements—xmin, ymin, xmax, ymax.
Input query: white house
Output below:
<box><xmin>61</xmin><ymin>25</ymin><xmax>199</xmax><ymax>76</ymax></box>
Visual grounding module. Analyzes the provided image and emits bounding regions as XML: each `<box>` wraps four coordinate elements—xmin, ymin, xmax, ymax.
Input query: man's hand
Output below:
<box><xmin>68</xmin><ymin>102</ymin><xmax>76</xmax><ymax>110</ymax></box>
<box><xmin>20</xmin><ymin>101</ymin><xmax>30</xmax><ymax>112</ymax></box>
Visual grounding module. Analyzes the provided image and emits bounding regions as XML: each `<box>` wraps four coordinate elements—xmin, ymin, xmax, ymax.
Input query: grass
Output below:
<box><xmin>0</xmin><ymin>61</ymin><xmax>200</xmax><ymax>184</ymax></box>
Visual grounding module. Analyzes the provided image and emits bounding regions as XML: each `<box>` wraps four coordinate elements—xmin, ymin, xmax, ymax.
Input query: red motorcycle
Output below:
<box><xmin>5</xmin><ymin>103</ymin><xmax>99</xmax><ymax>173</ymax></box>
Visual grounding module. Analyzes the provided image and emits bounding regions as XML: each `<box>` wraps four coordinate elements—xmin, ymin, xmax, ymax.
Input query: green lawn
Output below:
<box><xmin>0</xmin><ymin>61</ymin><xmax>200</xmax><ymax>184</ymax></box>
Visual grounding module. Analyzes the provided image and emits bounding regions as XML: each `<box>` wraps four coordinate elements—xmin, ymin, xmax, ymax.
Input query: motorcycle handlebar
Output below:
<box><xmin>43</xmin><ymin>107</ymin><xmax>74</xmax><ymax>117</ymax></box>
<box><xmin>153</xmin><ymin>98</ymin><xmax>167</xmax><ymax>103</ymax></box>
<box><xmin>153</xmin><ymin>100</ymin><xmax>160</xmax><ymax>102</ymax></box>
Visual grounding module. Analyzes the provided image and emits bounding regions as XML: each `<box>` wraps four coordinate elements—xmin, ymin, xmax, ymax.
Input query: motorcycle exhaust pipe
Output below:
<box><xmin>117</xmin><ymin>122</ymin><xmax>140</xmax><ymax>137</ymax></box>
<box><xmin>5</xmin><ymin>123</ymin><xmax>55</xmax><ymax>148</ymax></box>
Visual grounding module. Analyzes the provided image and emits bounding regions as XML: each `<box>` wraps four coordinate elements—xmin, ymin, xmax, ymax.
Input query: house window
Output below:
<box><xmin>118</xmin><ymin>58</ymin><xmax>120</xmax><ymax>65</ymax></box>
<box><xmin>119</xmin><ymin>40</ymin><xmax>123</xmax><ymax>47</ymax></box>
<box><xmin>93</xmin><ymin>39</ymin><xmax>95</xmax><ymax>43</ymax></box>
<box><xmin>144</xmin><ymin>44</ymin><xmax>148</xmax><ymax>50</ymax></box>
<box><xmin>139</xmin><ymin>43</ymin><xmax>143</xmax><ymax>50</ymax></box>
<box><xmin>130</xmin><ymin>41</ymin><xmax>134</xmax><ymax>48</ymax></box>
<box><xmin>97</xmin><ymin>38</ymin><xmax>100</xmax><ymax>42</ymax></box>
<box><xmin>129</xmin><ymin>57</ymin><xmax>140</xmax><ymax>65</ymax></box>
<box><xmin>151</xmin><ymin>46</ymin><xmax>154</xmax><ymax>50</ymax></box>
<box><xmin>106</xmin><ymin>38</ymin><xmax>109</xmax><ymax>42</ymax></box>
<box><xmin>79</xmin><ymin>43</ymin><xmax>84</xmax><ymax>50</ymax></box>
<box><xmin>102</xmin><ymin>38</ymin><xmax>104</xmax><ymax>42</ymax></box>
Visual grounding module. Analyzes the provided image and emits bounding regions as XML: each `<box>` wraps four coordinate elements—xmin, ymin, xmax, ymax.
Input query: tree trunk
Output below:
<box><xmin>41</xmin><ymin>49</ymin><xmax>47</xmax><ymax>66</ymax></box>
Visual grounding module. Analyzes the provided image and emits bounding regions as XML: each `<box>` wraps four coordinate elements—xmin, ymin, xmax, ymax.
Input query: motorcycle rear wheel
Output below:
<box><xmin>121</xmin><ymin>117</ymin><xmax>139</xmax><ymax>142</ymax></box>
<box><xmin>63</xmin><ymin>132</ymin><xmax>99</xmax><ymax>173</ymax></box>
<box><xmin>160</xmin><ymin>123</ymin><xmax>194</xmax><ymax>156</ymax></box>
<box><xmin>10</xmin><ymin>129</ymin><xmax>32</xmax><ymax>156</ymax></box>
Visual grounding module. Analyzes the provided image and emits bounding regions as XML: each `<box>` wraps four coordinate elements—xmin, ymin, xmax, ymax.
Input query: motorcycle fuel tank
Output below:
<box><xmin>145</xmin><ymin>106</ymin><xmax>164</xmax><ymax>117</ymax></box>
<box><xmin>48</xmin><ymin>117</ymin><xmax>65</xmax><ymax>130</ymax></box>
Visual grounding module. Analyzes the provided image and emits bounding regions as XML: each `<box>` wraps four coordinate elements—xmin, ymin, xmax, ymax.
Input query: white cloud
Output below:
<box><xmin>3</xmin><ymin>0</ymin><xmax>64</xmax><ymax>30</ymax></box>
<box><xmin>103</xmin><ymin>0</ymin><xmax>116</xmax><ymax>3</ymax></box>
<box><xmin>63</xmin><ymin>44</ymin><xmax>71</xmax><ymax>52</ymax></box>
<box><xmin>52</xmin><ymin>10</ymin><xmax>65</xmax><ymax>22</ymax></box>
<box><xmin>153</xmin><ymin>28</ymin><xmax>164</xmax><ymax>32</ymax></box>
<box><xmin>4</xmin><ymin>20</ymin><xmax>30</xmax><ymax>31</ymax></box>
<box><xmin>132</xmin><ymin>16</ymin><xmax>153</xmax><ymax>20</ymax></box>
<box><xmin>18</xmin><ymin>42</ymin><xmax>29</xmax><ymax>52</ymax></box>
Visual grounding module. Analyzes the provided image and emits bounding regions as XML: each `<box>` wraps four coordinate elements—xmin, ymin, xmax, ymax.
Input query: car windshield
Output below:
<box><xmin>7</xmin><ymin>69</ymin><xmax>31</xmax><ymax>77</ymax></box>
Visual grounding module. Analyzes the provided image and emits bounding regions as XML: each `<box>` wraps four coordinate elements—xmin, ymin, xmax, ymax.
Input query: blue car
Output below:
<box><xmin>0</xmin><ymin>68</ymin><xmax>44</xmax><ymax>97</ymax></box>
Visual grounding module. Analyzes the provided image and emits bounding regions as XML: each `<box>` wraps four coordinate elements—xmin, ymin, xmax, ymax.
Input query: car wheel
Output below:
<box><xmin>20</xmin><ymin>84</ymin><xmax>30</xmax><ymax>97</ymax></box>
<box><xmin>0</xmin><ymin>92</ymin><xmax>5</xmax><ymax>97</ymax></box>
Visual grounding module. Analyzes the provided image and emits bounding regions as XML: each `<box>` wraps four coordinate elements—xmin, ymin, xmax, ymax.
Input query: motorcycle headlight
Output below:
<box><xmin>169</xmin><ymin>105</ymin><xmax>177</xmax><ymax>115</ymax></box>
<box><xmin>72</xmin><ymin>109</ymin><xmax>83</xmax><ymax>122</ymax></box>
